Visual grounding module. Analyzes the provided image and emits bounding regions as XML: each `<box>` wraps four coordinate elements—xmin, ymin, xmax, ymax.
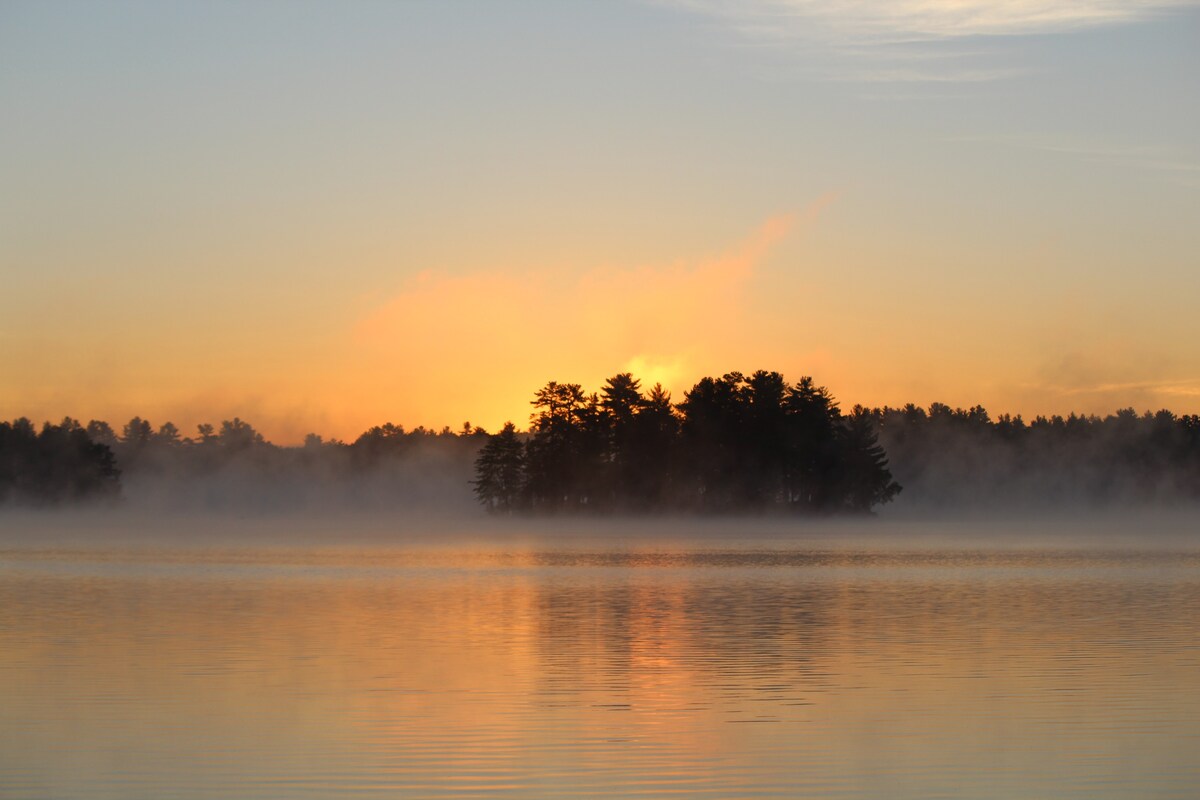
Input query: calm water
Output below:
<box><xmin>2</xmin><ymin>518</ymin><xmax>1198</xmax><ymax>798</ymax></box>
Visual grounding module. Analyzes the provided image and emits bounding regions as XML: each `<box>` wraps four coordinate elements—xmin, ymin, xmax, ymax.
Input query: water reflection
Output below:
<box><xmin>1</xmin><ymin>539</ymin><xmax>1198</xmax><ymax>798</ymax></box>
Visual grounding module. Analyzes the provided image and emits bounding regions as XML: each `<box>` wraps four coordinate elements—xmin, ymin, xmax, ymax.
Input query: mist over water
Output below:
<box><xmin>2</xmin><ymin>514</ymin><xmax>1198</xmax><ymax>798</ymax></box>
<box><xmin>114</xmin><ymin>437</ymin><xmax>480</xmax><ymax>515</ymax></box>
<box><xmin>8</xmin><ymin>373</ymin><xmax>1200</xmax><ymax>518</ymax></box>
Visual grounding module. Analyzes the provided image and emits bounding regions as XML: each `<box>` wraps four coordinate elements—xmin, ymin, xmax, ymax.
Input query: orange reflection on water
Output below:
<box><xmin>1</xmin><ymin>544</ymin><xmax>1198</xmax><ymax>798</ymax></box>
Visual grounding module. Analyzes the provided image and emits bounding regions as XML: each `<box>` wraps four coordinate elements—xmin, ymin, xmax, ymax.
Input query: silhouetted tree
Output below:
<box><xmin>122</xmin><ymin>417</ymin><xmax>153</xmax><ymax>447</ymax></box>
<box><xmin>744</xmin><ymin>370</ymin><xmax>789</xmax><ymax>505</ymax></box>
<box><xmin>626</xmin><ymin>382</ymin><xmax>679</xmax><ymax>508</ymax></box>
<box><xmin>784</xmin><ymin>376</ymin><xmax>843</xmax><ymax>511</ymax></box>
<box><xmin>219</xmin><ymin>418</ymin><xmax>264</xmax><ymax>450</ymax></box>
<box><xmin>677</xmin><ymin>372</ymin><xmax>750</xmax><ymax>510</ymax></box>
<box><xmin>86</xmin><ymin>420</ymin><xmax>117</xmax><ymax>447</ymax></box>
<box><xmin>601</xmin><ymin>373</ymin><xmax>642</xmax><ymax>505</ymax></box>
<box><xmin>472</xmin><ymin>422</ymin><xmax>526</xmax><ymax>512</ymax></box>
<box><xmin>0</xmin><ymin>418</ymin><xmax>120</xmax><ymax>504</ymax></box>
<box><xmin>524</xmin><ymin>382</ymin><xmax>590</xmax><ymax>510</ymax></box>
<box><xmin>154</xmin><ymin>421</ymin><xmax>182</xmax><ymax>446</ymax></box>
<box><xmin>834</xmin><ymin>407</ymin><xmax>901</xmax><ymax>512</ymax></box>
<box><xmin>352</xmin><ymin>422</ymin><xmax>408</xmax><ymax>464</ymax></box>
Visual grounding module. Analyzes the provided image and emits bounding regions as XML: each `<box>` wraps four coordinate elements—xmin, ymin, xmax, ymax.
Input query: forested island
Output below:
<box><xmin>4</xmin><ymin>369</ymin><xmax>1200</xmax><ymax>514</ymax></box>
<box><xmin>473</xmin><ymin>373</ymin><xmax>897</xmax><ymax>513</ymax></box>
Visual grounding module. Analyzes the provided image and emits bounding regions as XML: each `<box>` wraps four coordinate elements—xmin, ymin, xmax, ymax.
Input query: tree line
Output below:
<box><xmin>865</xmin><ymin>403</ymin><xmax>1200</xmax><ymax>508</ymax></box>
<box><xmin>0</xmin><ymin>418</ymin><xmax>120</xmax><ymax>504</ymax></box>
<box><xmin>0</xmin><ymin>415</ymin><xmax>485</xmax><ymax>507</ymax></box>
<box><xmin>473</xmin><ymin>371</ymin><xmax>901</xmax><ymax>514</ymax></box>
<box><xmin>7</xmin><ymin>373</ymin><xmax>1200</xmax><ymax>512</ymax></box>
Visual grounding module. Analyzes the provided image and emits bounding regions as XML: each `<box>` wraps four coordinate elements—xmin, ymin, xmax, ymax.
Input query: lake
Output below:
<box><xmin>2</xmin><ymin>515</ymin><xmax>1198</xmax><ymax>798</ymax></box>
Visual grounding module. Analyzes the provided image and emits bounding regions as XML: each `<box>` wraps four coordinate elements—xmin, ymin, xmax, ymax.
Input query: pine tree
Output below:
<box><xmin>835</xmin><ymin>407</ymin><xmax>901</xmax><ymax>512</ymax></box>
<box><xmin>472</xmin><ymin>423</ymin><xmax>526</xmax><ymax>512</ymax></box>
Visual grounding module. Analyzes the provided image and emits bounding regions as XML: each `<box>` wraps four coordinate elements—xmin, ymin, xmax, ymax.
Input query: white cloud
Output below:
<box><xmin>664</xmin><ymin>0</ymin><xmax>1195</xmax><ymax>82</ymax></box>
<box><xmin>668</xmin><ymin>0</ymin><xmax>1193</xmax><ymax>44</ymax></box>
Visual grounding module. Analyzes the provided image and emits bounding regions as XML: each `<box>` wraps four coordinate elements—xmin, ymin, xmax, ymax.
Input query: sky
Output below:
<box><xmin>2</xmin><ymin>0</ymin><xmax>1198</xmax><ymax>443</ymax></box>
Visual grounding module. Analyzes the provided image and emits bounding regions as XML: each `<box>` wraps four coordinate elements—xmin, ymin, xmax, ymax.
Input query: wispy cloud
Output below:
<box><xmin>664</xmin><ymin>0</ymin><xmax>1195</xmax><ymax>82</ymax></box>
<box><xmin>668</xmin><ymin>0</ymin><xmax>1193</xmax><ymax>44</ymax></box>
<box><xmin>836</xmin><ymin>65</ymin><xmax>1026</xmax><ymax>83</ymax></box>
<box><xmin>353</xmin><ymin>211</ymin><xmax>802</xmax><ymax>374</ymax></box>
<box><xmin>1052</xmin><ymin>380</ymin><xmax>1200</xmax><ymax>398</ymax></box>
<box><xmin>351</xmin><ymin>197</ymin><xmax>836</xmax><ymax>428</ymax></box>
<box><xmin>1018</xmin><ymin>351</ymin><xmax>1200</xmax><ymax>411</ymax></box>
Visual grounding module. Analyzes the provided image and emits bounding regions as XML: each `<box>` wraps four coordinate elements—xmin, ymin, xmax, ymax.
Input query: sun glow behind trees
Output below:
<box><xmin>474</xmin><ymin>371</ymin><xmax>902</xmax><ymax>514</ymax></box>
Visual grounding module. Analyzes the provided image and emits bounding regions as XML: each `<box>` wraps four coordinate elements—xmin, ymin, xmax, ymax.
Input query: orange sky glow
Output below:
<box><xmin>6</xmin><ymin>194</ymin><xmax>1199</xmax><ymax>444</ymax></box>
<box><xmin>2</xmin><ymin>3</ymin><xmax>1198</xmax><ymax>443</ymax></box>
